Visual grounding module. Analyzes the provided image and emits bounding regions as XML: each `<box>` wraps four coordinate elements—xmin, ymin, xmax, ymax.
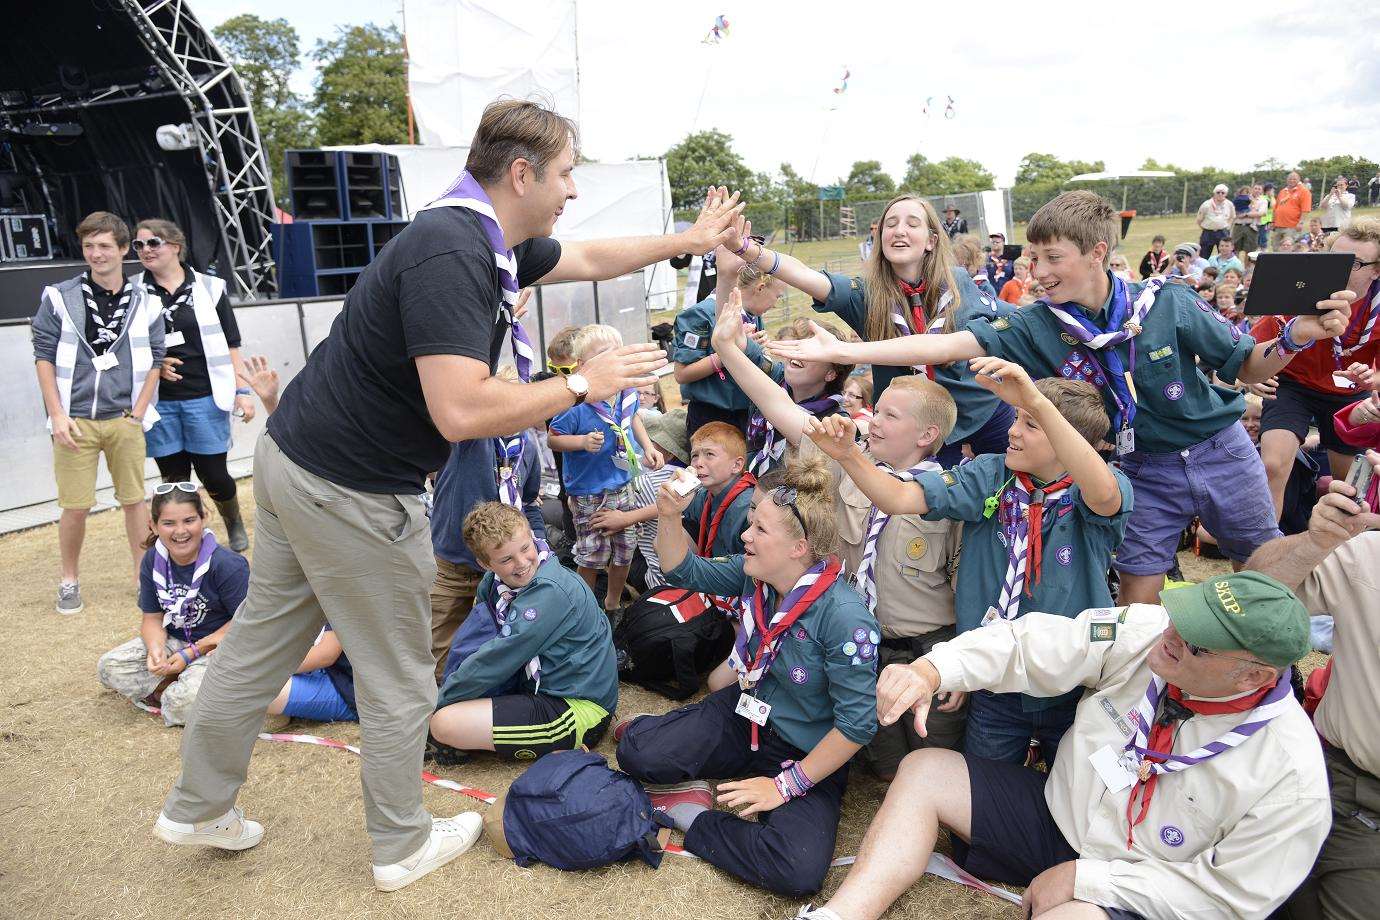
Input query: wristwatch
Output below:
<box><xmin>564</xmin><ymin>372</ymin><xmax>589</xmax><ymax>405</ymax></box>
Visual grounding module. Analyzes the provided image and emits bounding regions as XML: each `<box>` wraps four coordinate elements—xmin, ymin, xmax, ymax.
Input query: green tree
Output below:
<box><xmin>1297</xmin><ymin>155</ymin><xmax>1380</xmax><ymax>183</ymax></box>
<box><xmin>901</xmin><ymin>154</ymin><xmax>995</xmax><ymax>195</ymax></box>
<box><xmin>312</xmin><ymin>24</ymin><xmax>408</xmax><ymax>147</ymax></box>
<box><xmin>214</xmin><ymin>14</ymin><xmax>316</xmax><ymax>206</ymax></box>
<box><xmin>844</xmin><ymin>160</ymin><xmax>895</xmax><ymax>199</ymax></box>
<box><xmin>1013</xmin><ymin>152</ymin><xmax>1104</xmax><ymax>185</ymax></box>
<box><xmin>663</xmin><ymin>130</ymin><xmax>756</xmax><ymax>209</ymax></box>
<box><xmin>1139</xmin><ymin>157</ymin><xmax>1182</xmax><ymax>173</ymax></box>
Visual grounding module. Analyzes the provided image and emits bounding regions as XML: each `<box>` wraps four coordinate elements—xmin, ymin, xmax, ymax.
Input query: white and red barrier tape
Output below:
<box><xmin>255</xmin><ymin>730</ymin><xmax>1019</xmax><ymax>905</ymax></box>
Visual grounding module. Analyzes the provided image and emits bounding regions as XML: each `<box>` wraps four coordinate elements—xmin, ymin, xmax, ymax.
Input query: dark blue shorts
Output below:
<box><xmin>954</xmin><ymin>754</ymin><xmax>1144</xmax><ymax>920</ymax></box>
<box><xmin>283</xmin><ymin>669</ymin><xmax>358</xmax><ymax>723</ymax></box>
<box><xmin>936</xmin><ymin>400</ymin><xmax>1015</xmax><ymax>467</ymax></box>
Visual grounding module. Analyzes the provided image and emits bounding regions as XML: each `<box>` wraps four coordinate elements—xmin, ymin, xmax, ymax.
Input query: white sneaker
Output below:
<box><xmin>153</xmin><ymin>807</ymin><xmax>263</xmax><ymax>850</ymax></box>
<box><xmin>372</xmin><ymin>812</ymin><xmax>483</xmax><ymax>892</ymax></box>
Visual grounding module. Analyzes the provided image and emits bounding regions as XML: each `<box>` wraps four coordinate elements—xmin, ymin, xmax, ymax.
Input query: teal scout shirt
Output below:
<box><xmin>682</xmin><ymin>472</ymin><xmax>754</xmax><ymax>556</ymax></box>
<box><xmin>814</xmin><ymin>268</ymin><xmax>1011</xmax><ymax>444</ymax></box>
<box><xmin>919</xmin><ymin>453</ymin><xmax>1133</xmax><ymax>711</ymax></box>
<box><xmin>663</xmin><ymin>553</ymin><xmax>879</xmax><ymax>752</ymax></box>
<box><xmin>672</xmin><ymin>296</ymin><xmax>773</xmax><ymax>411</ymax></box>
<box><xmin>436</xmin><ymin>555</ymin><xmax>619</xmax><ymax>714</ymax></box>
<box><xmin>967</xmin><ymin>276</ymin><xmax>1254</xmax><ymax>454</ymax></box>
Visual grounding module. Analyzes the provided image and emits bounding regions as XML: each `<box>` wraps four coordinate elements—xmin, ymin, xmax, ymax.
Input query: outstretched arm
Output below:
<box><xmin>803</xmin><ymin>414</ymin><xmax>929</xmax><ymax>514</ymax></box>
<box><xmin>770</xmin><ymin>321</ymin><xmax>985</xmax><ymax>369</ymax></box>
<box><xmin>719</xmin><ymin>218</ymin><xmax>831</xmax><ymax>302</ymax></box>
<box><xmin>711</xmin><ymin>287</ymin><xmax>808</xmax><ymax>445</ymax></box>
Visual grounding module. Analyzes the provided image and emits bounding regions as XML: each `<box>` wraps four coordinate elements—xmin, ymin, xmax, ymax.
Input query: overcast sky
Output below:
<box><xmin>196</xmin><ymin>0</ymin><xmax>1380</xmax><ymax>187</ymax></box>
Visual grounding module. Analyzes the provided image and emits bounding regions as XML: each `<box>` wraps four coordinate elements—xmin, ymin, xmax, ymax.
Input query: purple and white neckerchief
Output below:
<box><xmin>1333</xmin><ymin>278</ymin><xmax>1380</xmax><ymax>367</ymax></box>
<box><xmin>984</xmin><ymin>474</ymin><xmax>1073</xmax><ymax>624</ymax></box>
<box><xmin>151</xmin><ymin>531</ymin><xmax>218</xmax><ymax>639</ymax></box>
<box><xmin>591</xmin><ymin>388</ymin><xmax>642</xmax><ymax>479</ymax></box>
<box><xmin>748</xmin><ymin>392</ymin><xmax>845</xmax><ymax>476</ymax></box>
<box><xmin>423</xmin><ymin>170</ymin><xmax>538</xmax><ymax>484</ymax></box>
<box><xmin>489</xmin><ymin>539</ymin><xmax>553</xmax><ymax>690</ymax></box>
<box><xmin>1119</xmin><ymin>668</ymin><xmax>1294</xmax><ymax>779</ymax></box>
<box><xmin>493</xmin><ymin>433</ymin><xmax>525</xmax><ymax>508</ymax></box>
<box><xmin>1043</xmin><ymin>276</ymin><xmax>1164</xmax><ymax>436</ymax></box>
<box><xmin>854</xmin><ymin>459</ymin><xmax>942</xmax><ymax>612</ymax></box>
<box><xmin>729</xmin><ymin>557</ymin><xmax>835</xmax><ymax>689</ymax></box>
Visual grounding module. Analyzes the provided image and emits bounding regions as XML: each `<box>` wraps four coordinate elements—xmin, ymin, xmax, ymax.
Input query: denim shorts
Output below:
<box><xmin>1113</xmin><ymin>421</ymin><xmax>1281</xmax><ymax>574</ymax></box>
<box><xmin>283</xmin><ymin>669</ymin><xmax>358</xmax><ymax>723</ymax></box>
<box><xmin>145</xmin><ymin>394</ymin><xmax>231</xmax><ymax>457</ymax></box>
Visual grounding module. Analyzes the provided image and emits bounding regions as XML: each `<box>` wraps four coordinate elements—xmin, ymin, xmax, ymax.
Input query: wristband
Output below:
<box><xmin>1276</xmin><ymin>318</ymin><xmax>1314</xmax><ymax>356</ymax></box>
<box><xmin>177</xmin><ymin>648</ymin><xmax>192</xmax><ymax>665</ymax></box>
<box><xmin>710</xmin><ymin>353</ymin><xmax>726</xmax><ymax>380</ymax></box>
<box><xmin>767</xmin><ymin>251</ymin><xmax>782</xmax><ymax>276</ymax></box>
<box><xmin>733</xmin><ymin>237</ymin><xmax>750</xmax><ymax>256</ymax></box>
<box><xmin>235</xmin><ymin>387</ymin><xmax>253</xmax><ymax>396</ymax></box>
<box><xmin>773</xmin><ymin>759</ymin><xmax>814</xmax><ymax>801</ymax></box>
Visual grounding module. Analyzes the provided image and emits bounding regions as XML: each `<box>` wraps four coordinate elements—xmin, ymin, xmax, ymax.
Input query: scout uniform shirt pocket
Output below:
<box><xmin>1137</xmin><ymin>343</ymin><xmax>1188</xmax><ymax>409</ymax></box>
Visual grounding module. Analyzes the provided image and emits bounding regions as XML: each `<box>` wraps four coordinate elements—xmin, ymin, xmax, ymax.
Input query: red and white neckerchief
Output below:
<box><xmin>890</xmin><ymin>280</ymin><xmax>953</xmax><ymax>380</ymax></box>
<box><xmin>1332</xmin><ymin>279</ymin><xmax>1380</xmax><ymax>367</ymax></box>
<box><xmin>985</xmin><ymin>472</ymin><xmax>1074</xmax><ymax>624</ymax></box>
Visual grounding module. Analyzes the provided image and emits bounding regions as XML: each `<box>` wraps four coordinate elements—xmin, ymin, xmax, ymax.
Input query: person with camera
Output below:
<box><xmin>1246</xmin><ymin>450</ymin><xmax>1380</xmax><ymax>920</ymax></box>
<box><xmin>1322</xmin><ymin>177</ymin><xmax>1356</xmax><ymax>233</ymax></box>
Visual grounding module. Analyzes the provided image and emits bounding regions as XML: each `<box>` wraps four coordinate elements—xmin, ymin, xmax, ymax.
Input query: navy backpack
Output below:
<box><xmin>485</xmin><ymin>750</ymin><xmax>673</xmax><ymax>871</ymax></box>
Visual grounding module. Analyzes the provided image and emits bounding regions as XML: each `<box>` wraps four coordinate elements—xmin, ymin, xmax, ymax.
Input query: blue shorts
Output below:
<box><xmin>1112</xmin><ymin>421</ymin><xmax>1280</xmax><ymax>574</ymax></box>
<box><xmin>145</xmin><ymin>394</ymin><xmax>231</xmax><ymax>457</ymax></box>
<box><xmin>954</xmin><ymin>754</ymin><xmax>1144</xmax><ymax>920</ymax></box>
<box><xmin>282</xmin><ymin>669</ymin><xmax>358</xmax><ymax>723</ymax></box>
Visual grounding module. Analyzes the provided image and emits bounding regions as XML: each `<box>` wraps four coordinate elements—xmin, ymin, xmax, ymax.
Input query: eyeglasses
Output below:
<box><xmin>1350</xmin><ymin>258</ymin><xmax>1380</xmax><ymax>272</ymax></box>
<box><xmin>154</xmin><ymin>481</ymin><xmax>198</xmax><ymax>495</ymax></box>
<box><xmin>549</xmin><ymin>362</ymin><xmax>577</xmax><ymax>376</ymax></box>
<box><xmin>131</xmin><ymin>237</ymin><xmax>166</xmax><ymax>251</ymax></box>
<box><xmin>768</xmin><ymin>485</ymin><xmax>808</xmax><ymax>537</ymax></box>
<box><xmin>1184</xmin><ymin>641</ymin><xmax>1269</xmax><ymax>669</ymax></box>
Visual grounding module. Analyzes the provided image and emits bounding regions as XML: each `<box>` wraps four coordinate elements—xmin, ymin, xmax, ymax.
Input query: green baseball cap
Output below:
<box><xmin>1160</xmin><ymin>571</ymin><xmax>1310</xmax><ymax>668</ymax></box>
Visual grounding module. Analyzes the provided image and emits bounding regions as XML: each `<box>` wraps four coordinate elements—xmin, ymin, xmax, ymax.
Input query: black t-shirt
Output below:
<box><xmin>150</xmin><ymin>273</ymin><xmax>242</xmax><ymax>401</ymax></box>
<box><xmin>81</xmin><ymin>273</ymin><xmax>133</xmax><ymax>356</ymax></box>
<box><xmin>267</xmin><ymin>207</ymin><xmax>562</xmax><ymax>493</ymax></box>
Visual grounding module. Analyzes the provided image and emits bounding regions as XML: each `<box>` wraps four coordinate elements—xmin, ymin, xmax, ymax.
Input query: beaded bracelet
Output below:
<box><xmin>1275</xmin><ymin>318</ymin><xmax>1314</xmax><ymax>356</ymax></box>
<box><xmin>773</xmin><ymin>759</ymin><xmax>815</xmax><ymax>801</ymax></box>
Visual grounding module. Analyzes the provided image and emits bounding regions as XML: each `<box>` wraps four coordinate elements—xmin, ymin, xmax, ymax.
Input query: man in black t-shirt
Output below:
<box><xmin>156</xmin><ymin>98</ymin><xmax>743</xmax><ymax>892</ymax></box>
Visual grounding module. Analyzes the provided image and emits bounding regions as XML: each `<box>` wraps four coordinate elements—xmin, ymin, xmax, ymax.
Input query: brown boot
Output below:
<box><xmin>215</xmin><ymin>498</ymin><xmax>249</xmax><ymax>553</ymax></box>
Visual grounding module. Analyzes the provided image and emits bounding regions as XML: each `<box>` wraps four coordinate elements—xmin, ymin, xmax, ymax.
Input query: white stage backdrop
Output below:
<box><xmin>402</xmin><ymin>0</ymin><xmax>580</xmax><ymax>149</ymax></box>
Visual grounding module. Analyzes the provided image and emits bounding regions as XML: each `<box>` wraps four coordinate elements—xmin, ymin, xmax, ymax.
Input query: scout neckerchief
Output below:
<box><xmin>891</xmin><ymin>279</ymin><xmax>954</xmax><ymax>381</ymax></box>
<box><xmin>151</xmin><ymin>531</ymin><xmax>219</xmax><ymax>641</ymax></box>
<box><xmin>82</xmin><ymin>272</ymin><xmax>133</xmax><ymax>352</ymax></box>
<box><xmin>488</xmin><ymin>539</ymin><xmax>553</xmax><ymax>690</ymax></box>
<box><xmin>1121</xmin><ymin>670</ymin><xmax>1292</xmax><ymax>849</ymax></box>
<box><xmin>591</xmin><ymin>388</ymin><xmax>642</xmax><ymax>480</ymax></box>
<box><xmin>984</xmin><ymin>471</ymin><xmax>1074</xmax><ymax>624</ymax></box>
<box><xmin>1043</xmin><ymin>275</ymin><xmax>1164</xmax><ymax>450</ymax></box>
<box><xmin>493</xmin><ymin>433</ymin><xmax>525</xmax><ymax>508</ymax></box>
<box><xmin>148</xmin><ymin>275</ymin><xmax>194</xmax><ymax>326</ymax></box>
<box><xmin>1332</xmin><ymin>278</ymin><xmax>1380</xmax><ymax>368</ymax></box>
<box><xmin>696</xmin><ymin>472</ymin><xmax>757</xmax><ymax>555</ymax></box>
<box><xmin>730</xmin><ymin>555</ymin><xmax>842</xmax><ymax>749</ymax></box>
<box><xmin>748</xmin><ymin>391</ymin><xmax>845</xmax><ymax>476</ymax></box>
<box><xmin>423</xmin><ymin>170</ymin><xmax>537</xmax><ymax>487</ymax></box>
<box><xmin>1145</xmin><ymin>250</ymin><xmax>1170</xmax><ymax>276</ymax></box>
<box><xmin>855</xmin><ymin>459</ymin><xmax>942</xmax><ymax>613</ymax></box>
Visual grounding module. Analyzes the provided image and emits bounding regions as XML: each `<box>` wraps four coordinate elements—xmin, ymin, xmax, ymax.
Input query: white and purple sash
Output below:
<box><xmin>729</xmin><ymin>557</ymin><xmax>834</xmax><ymax>688</ymax></box>
<box><xmin>1333</xmin><ymin>279</ymin><xmax>1380</xmax><ymax>367</ymax></box>
<box><xmin>490</xmin><ymin>540</ymin><xmax>553</xmax><ymax>689</ymax></box>
<box><xmin>854</xmin><ymin>459</ymin><xmax>941</xmax><ymax>612</ymax></box>
<box><xmin>1120</xmin><ymin>669</ymin><xmax>1293</xmax><ymax>778</ymax></box>
<box><xmin>987</xmin><ymin>477</ymin><xmax>1072</xmax><ymax>624</ymax></box>
<box><xmin>151</xmin><ymin>531</ymin><xmax>218</xmax><ymax>633</ymax></box>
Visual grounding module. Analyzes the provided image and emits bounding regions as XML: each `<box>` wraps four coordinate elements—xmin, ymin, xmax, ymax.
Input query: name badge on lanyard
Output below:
<box><xmin>164</xmin><ymin>330</ymin><xmax>186</xmax><ymax>348</ymax></box>
<box><xmin>1116</xmin><ymin>426</ymin><xmax>1136</xmax><ymax>456</ymax></box>
<box><xmin>92</xmin><ymin>351</ymin><xmax>118</xmax><ymax>371</ymax></box>
<box><xmin>1089</xmin><ymin>743</ymin><xmax>1136</xmax><ymax>793</ymax></box>
<box><xmin>735</xmin><ymin>691</ymin><xmax>771</xmax><ymax>726</ymax></box>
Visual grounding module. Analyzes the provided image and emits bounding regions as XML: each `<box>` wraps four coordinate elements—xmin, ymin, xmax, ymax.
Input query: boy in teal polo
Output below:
<box><xmin>772</xmin><ymin>190</ymin><xmax>1356</xmax><ymax>605</ymax></box>
<box><xmin>680</xmin><ymin>421</ymin><xmax>756</xmax><ymax>557</ymax></box>
<box><xmin>673</xmin><ymin>254</ymin><xmax>783</xmax><ymax>438</ymax></box>
<box><xmin>430</xmin><ymin>503</ymin><xmax>618</xmax><ymax>760</ymax></box>
<box><xmin>809</xmin><ymin>361</ymin><xmax>1131</xmax><ymax>764</ymax></box>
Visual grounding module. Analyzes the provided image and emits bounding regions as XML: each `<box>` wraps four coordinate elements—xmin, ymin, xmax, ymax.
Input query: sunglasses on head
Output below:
<box><xmin>549</xmin><ymin>362</ymin><xmax>577</xmax><ymax>376</ymax></box>
<box><xmin>768</xmin><ymin>485</ymin><xmax>807</xmax><ymax>537</ymax></box>
<box><xmin>132</xmin><ymin>237</ymin><xmax>167</xmax><ymax>251</ymax></box>
<box><xmin>154</xmin><ymin>481</ymin><xmax>197</xmax><ymax>495</ymax></box>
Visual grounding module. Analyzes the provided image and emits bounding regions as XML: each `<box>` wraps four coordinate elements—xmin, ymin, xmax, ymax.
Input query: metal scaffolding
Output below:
<box><xmin>119</xmin><ymin>0</ymin><xmax>277</xmax><ymax>299</ymax></box>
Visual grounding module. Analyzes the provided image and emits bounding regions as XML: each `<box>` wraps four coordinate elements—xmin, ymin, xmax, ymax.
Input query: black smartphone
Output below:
<box><xmin>1243</xmin><ymin>252</ymin><xmax>1355</xmax><ymax>316</ymax></box>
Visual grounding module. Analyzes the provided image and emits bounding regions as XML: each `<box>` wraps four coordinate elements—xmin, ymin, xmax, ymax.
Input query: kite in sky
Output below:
<box><xmin>703</xmin><ymin>15</ymin><xmax>730</xmax><ymax>44</ymax></box>
<box><xmin>833</xmin><ymin>68</ymin><xmax>850</xmax><ymax>95</ymax></box>
<box><xmin>921</xmin><ymin>95</ymin><xmax>958</xmax><ymax>119</ymax></box>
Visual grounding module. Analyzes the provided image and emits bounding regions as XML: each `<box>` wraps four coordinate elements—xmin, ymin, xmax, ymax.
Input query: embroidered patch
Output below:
<box><xmin>1163</xmin><ymin>381</ymin><xmax>1185</xmax><ymax>401</ymax></box>
<box><xmin>1060</xmin><ymin>332</ymin><xmax>1079</xmax><ymax>346</ymax></box>
<box><xmin>1159</xmin><ymin>825</ymin><xmax>1185</xmax><ymax>847</ymax></box>
<box><xmin>1148</xmin><ymin>345</ymin><xmax>1174</xmax><ymax>361</ymax></box>
<box><xmin>682</xmin><ymin>332</ymin><xmax>701</xmax><ymax>349</ymax></box>
<box><xmin>850</xmin><ymin>278</ymin><xmax>860</xmax><ymax>291</ymax></box>
<box><xmin>990</xmin><ymin>317</ymin><xmax>1011</xmax><ymax>331</ymax></box>
<box><xmin>1056</xmin><ymin>545</ymin><xmax>1073</xmax><ymax>566</ymax></box>
<box><xmin>853</xmin><ymin>627</ymin><xmax>869</xmax><ymax>643</ymax></box>
<box><xmin>859</xmin><ymin>643</ymin><xmax>876</xmax><ymax>661</ymax></box>
<box><xmin>869</xmin><ymin>630</ymin><xmax>880</xmax><ymax>644</ymax></box>
<box><xmin>789</xmin><ymin>666</ymin><xmax>808</xmax><ymax>684</ymax></box>
<box><xmin>794</xmin><ymin>625</ymin><xmax>809</xmax><ymax>640</ymax></box>
<box><xmin>522</xmin><ymin>607</ymin><xmax>538</xmax><ymax>621</ymax></box>
<box><xmin>907</xmin><ymin>536</ymin><xmax>928</xmax><ymax>560</ymax></box>
<box><xmin>842</xmin><ymin>641</ymin><xmax>858</xmax><ymax>656</ymax></box>
<box><xmin>1090</xmin><ymin>622</ymin><xmax>1117</xmax><ymax>642</ymax></box>
<box><xmin>1100</xmin><ymin>698</ymin><xmax>1133</xmax><ymax>737</ymax></box>
<box><xmin>997</xmin><ymin>530</ymin><xmax>1009</xmax><ymax>547</ymax></box>
<box><xmin>941</xmin><ymin>471</ymin><xmax>958</xmax><ymax>487</ymax></box>
<box><xmin>514</xmin><ymin>748</ymin><xmax>538</xmax><ymax>761</ymax></box>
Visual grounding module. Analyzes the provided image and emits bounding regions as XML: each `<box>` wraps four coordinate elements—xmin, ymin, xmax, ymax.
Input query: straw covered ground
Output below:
<box><xmin>0</xmin><ymin>485</ymin><xmax>1237</xmax><ymax>920</ymax></box>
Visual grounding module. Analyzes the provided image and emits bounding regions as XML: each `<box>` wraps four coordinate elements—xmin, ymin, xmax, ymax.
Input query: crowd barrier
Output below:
<box><xmin>0</xmin><ymin>270</ymin><xmax>649</xmax><ymax>518</ymax></box>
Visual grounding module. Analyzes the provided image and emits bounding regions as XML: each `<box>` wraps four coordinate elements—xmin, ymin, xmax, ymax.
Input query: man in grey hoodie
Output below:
<box><xmin>31</xmin><ymin>211</ymin><xmax>164</xmax><ymax>613</ymax></box>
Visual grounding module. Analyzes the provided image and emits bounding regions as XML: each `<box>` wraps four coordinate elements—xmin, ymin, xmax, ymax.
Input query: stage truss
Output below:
<box><xmin>119</xmin><ymin>0</ymin><xmax>277</xmax><ymax>299</ymax></box>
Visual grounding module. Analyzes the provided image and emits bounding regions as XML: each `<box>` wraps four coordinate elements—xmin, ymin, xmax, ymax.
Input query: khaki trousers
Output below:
<box><xmin>161</xmin><ymin>433</ymin><xmax>437</xmax><ymax>864</ymax></box>
<box><xmin>429</xmin><ymin>557</ymin><xmax>483</xmax><ymax>683</ymax></box>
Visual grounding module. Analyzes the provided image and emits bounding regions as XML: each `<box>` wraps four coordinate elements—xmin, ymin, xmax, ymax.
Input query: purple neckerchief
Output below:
<box><xmin>494</xmin><ymin>433</ymin><xmax>525</xmax><ymax>508</ymax></box>
<box><xmin>489</xmin><ymin>539</ymin><xmax>553</xmax><ymax>688</ymax></box>
<box><xmin>151</xmin><ymin>531</ymin><xmax>218</xmax><ymax>639</ymax></box>
<box><xmin>1120</xmin><ymin>667</ymin><xmax>1293</xmax><ymax>778</ymax></box>
<box><xmin>1334</xmin><ymin>278</ymin><xmax>1380</xmax><ymax>367</ymax></box>
<box><xmin>748</xmin><ymin>391</ymin><xmax>844</xmax><ymax>476</ymax></box>
<box><xmin>854</xmin><ymin>459</ymin><xmax>942</xmax><ymax>612</ymax></box>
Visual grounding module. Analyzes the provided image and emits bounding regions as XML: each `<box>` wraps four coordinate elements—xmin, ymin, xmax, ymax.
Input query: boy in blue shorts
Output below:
<box><xmin>430</xmin><ymin>502</ymin><xmax>618</xmax><ymax>761</ymax></box>
<box><xmin>549</xmin><ymin>324</ymin><xmax>665</xmax><ymax>619</ymax></box>
<box><xmin>808</xmin><ymin>360</ymin><xmax>1131</xmax><ymax>764</ymax></box>
<box><xmin>267</xmin><ymin>625</ymin><xmax>357</xmax><ymax>723</ymax></box>
<box><xmin>774</xmin><ymin>189</ymin><xmax>1356</xmax><ymax>604</ymax></box>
